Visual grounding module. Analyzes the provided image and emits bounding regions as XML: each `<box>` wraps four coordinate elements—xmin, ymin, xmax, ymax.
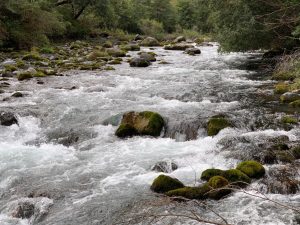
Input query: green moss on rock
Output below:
<box><xmin>4</xmin><ymin>64</ymin><xmax>17</xmax><ymax>72</ymax></box>
<box><xmin>207</xmin><ymin>116</ymin><xmax>231</xmax><ymax>136</ymax></box>
<box><xmin>274</xmin><ymin>83</ymin><xmax>289</xmax><ymax>94</ymax></box>
<box><xmin>208</xmin><ymin>176</ymin><xmax>229</xmax><ymax>188</ymax></box>
<box><xmin>166</xmin><ymin>184</ymin><xmax>211</xmax><ymax>200</ymax></box>
<box><xmin>201</xmin><ymin>168</ymin><xmax>224</xmax><ymax>181</ymax></box>
<box><xmin>289</xmin><ymin>100</ymin><xmax>300</xmax><ymax>108</ymax></box>
<box><xmin>150</xmin><ymin>175</ymin><xmax>184</xmax><ymax>193</ymax></box>
<box><xmin>115</xmin><ymin>111</ymin><xmax>164</xmax><ymax>138</ymax></box>
<box><xmin>17</xmin><ymin>72</ymin><xmax>33</xmax><ymax>81</ymax></box>
<box><xmin>236</xmin><ymin>161</ymin><xmax>265</xmax><ymax>179</ymax></box>
<box><xmin>223</xmin><ymin>169</ymin><xmax>251</xmax><ymax>186</ymax></box>
<box><xmin>115</xmin><ymin>124</ymin><xmax>138</xmax><ymax>138</ymax></box>
<box><xmin>22</xmin><ymin>52</ymin><xmax>43</xmax><ymax>61</ymax></box>
<box><xmin>208</xmin><ymin>176</ymin><xmax>231</xmax><ymax>200</ymax></box>
<box><xmin>281</xmin><ymin>116</ymin><xmax>298</xmax><ymax>124</ymax></box>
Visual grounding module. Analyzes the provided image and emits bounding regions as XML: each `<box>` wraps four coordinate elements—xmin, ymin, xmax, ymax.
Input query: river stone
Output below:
<box><xmin>11</xmin><ymin>92</ymin><xmax>23</xmax><ymax>98</ymax></box>
<box><xmin>12</xmin><ymin>202</ymin><xmax>35</xmax><ymax>219</ymax></box>
<box><xmin>151</xmin><ymin>161</ymin><xmax>178</xmax><ymax>173</ymax></box>
<box><xmin>207</xmin><ymin>115</ymin><xmax>231</xmax><ymax>136</ymax></box>
<box><xmin>164</xmin><ymin>44</ymin><xmax>193</xmax><ymax>51</ymax></box>
<box><xmin>236</xmin><ymin>161</ymin><xmax>265</xmax><ymax>179</ymax></box>
<box><xmin>166</xmin><ymin>184</ymin><xmax>211</xmax><ymax>200</ymax></box>
<box><xmin>208</xmin><ymin>176</ymin><xmax>231</xmax><ymax>200</ymax></box>
<box><xmin>280</xmin><ymin>92</ymin><xmax>300</xmax><ymax>103</ymax></box>
<box><xmin>106</xmin><ymin>48</ymin><xmax>126</xmax><ymax>57</ymax></box>
<box><xmin>150</xmin><ymin>175</ymin><xmax>184</xmax><ymax>193</ymax></box>
<box><xmin>140</xmin><ymin>37</ymin><xmax>160</xmax><ymax>47</ymax></box>
<box><xmin>139</xmin><ymin>52</ymin><xmax>156</xmax><ymax>62</ymax></box>
<box><xmin>185</xmin><ymin>47</ymin><xmax>201</xmax><ymax>55</ymax></box>
<box><xmin>0</xmin><ymin>111</ymin><xmax>18</xmax><ymax>126</ymax></box>
<box><xmin>174</xmin><ymin>36</ymin><xmax>186</xmax><ymax>43</ymax></box>
<box><xmin>115</xmin><ymin>111</ymin><xmax>164</xmax><ymax>138</ymax></box>
<box><xmin>129</xmin><ymin>58</ymin><xmax>151</xmax><ymax>67</ymax></box>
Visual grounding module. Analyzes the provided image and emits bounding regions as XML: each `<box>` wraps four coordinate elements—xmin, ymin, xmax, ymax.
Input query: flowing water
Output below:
<box><xmin>0</xmin><ymin>45</ymin><xmax>299</xmax><ymax>225</ymax></box>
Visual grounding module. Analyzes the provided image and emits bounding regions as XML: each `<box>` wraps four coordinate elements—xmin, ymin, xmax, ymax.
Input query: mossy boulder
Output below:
<box><xmin>166</xmin><ymin>184</ymin><xmax>211</xmax><ymax>200</ymax></box>
<box><xmin>208</xmin><ymin>176</ymin><xmax>231</xmax><ymax>200</ymax></box>
<box><xmin>281</xmin><ymin>116</ymin><xmax>298</xmax><ymax>124</ymax></box>
<box><xmin>141</xmin><ymin>37</ymin><xmax>160</xmax><ymax>47</ymax></box>
<box><xmin>164</xmin><ymin>44</ymin><xmax>193</xmax><ymax>51</ymax></box>
<box><xmin>129</xmin><ymin>58</ymin><xmax>151</xmax><ymax>67</ymax></box>
<box><xmin>138</xmin><ymin>52</ymin><xmax>156</xmax><ymax>62</ymax></box>
<box><xmin>104</xmin><ymin>66</ymin><xmax>115</xmax><ymax>71</ymax></box>
<box><xmin>17</xmin><ymin>72</ymin><xmax>33</xmax><ymax>81</ymax></box>
<box><xmin>223</xmin><ymin>169</ymin><xmax>251</xmax><ymax>186</ymax></box>
<box><xmin>115</xmin><ymin>111</ymin><xmax>164</xmax><ymax>138</ymax></box>
<box><xmin>274</xmin><ymin>83</ymin><xmax>289</xmax><ymax>94</ymax></box>
<box><xmin>106</xmin><ymin>48</ymin><xmax>126</xmax><ymax>57</ymax></box>
<box><xmin>236</xmin><ymin>161</ymin><xmax>265</xmax><ymax>179</ymax></box>
<box><xmin>150</xmin><ymin>175</ymin><xmax>184</xmax><ymax>193</ymax></box>
<box><xmin>87</xmin><ymin>50</ymin><xmax>109</xmax><ymax>60</ymax></box>
<box><xmin>121</xmin><ymin>44</ymin><xmax>140</xmax><ymax>51</ymax></box>
<box><xmin>207</xmin><ymin>116</ymin><xmax>231</xmax><ymax>136</ymax></box>
<box><xmin>201</xmin><ymin>168</ymin><xmax>224</xmax><ymax>181</ymax></box>
<box><xmin>114</xmin><ymin>124</ymin><xmax>138</xmax><ymax>138</ymax></box>
<box><xmin>280</xmin><ymin>92</ymin><xmax>300</xmax><ymax>103</ymax></box>
<box><xmin>174</xmin><ymin>36</ymin><xmax>186</xmax><ymax>43</ymax></box>
<box><xmin>289</xmin><ymin>100</ymin><xmax>300</xmax><ymax>108</ymax></box>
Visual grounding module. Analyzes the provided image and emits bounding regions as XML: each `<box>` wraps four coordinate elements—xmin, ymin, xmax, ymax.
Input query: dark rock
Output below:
<box><xmin>0</xmin><ymin>111</ymin><xmax>18</xmax><ymax>126</ymax></box>
<box><xmin>57</xmin><ymin>133</ymin><xmax>79</xmax><ymax>147</ymax></box>
<box><xmin>139</xmin><ymin>52</ymin><xmax>156</xmax><ymax>62</ymax></box>
<box><xmin>0</xmin><ymin>89</ymin><xmax>4</xmax><ymax>94</ymax></box>
<box><xmin>185</xmin><ymin>47</ymin><xmax>201</xmax><ymax>55</ymax></box>
<box><xmin>11</xmin><ymin>92</ymin><xmax>23</xmax><ymax>98</ymax></box>
<box><xmin>134</xmin><ymin>34</ymin><xmax>142</xmax><ymax>41</ymax></box>
<box><xmin>37</xmin><ymin>81</ymin><xmax>44</xmax><ymax>85</ymax></box>
<box><xmin>12</xmin><ymin>202</ymin><xmax>35</xmax><ymax>219</ymax></box>
<box><xmin>151</xmin><ymin>161</ymin><xmax>178</xmax><ymax>173</ymax></box>
<box><xmin>115</xmin><ymin>111</ymin><xmax>164</xmax><ymax>138</ymax></box>
<box><xmin>129</xmin><ymin>58</ymin><xmax>151</xmax><ymax>67</ymax></box>
<box><xmin>0</xmin><ymin>82</ymin><xmax>10</xmax><ymax>88</ymax></box>
<box><xmin>164</xmin><ymin>44</ymin><xmax>193</xmax><ymax>51</ymax></box>
<box><xmin>263</xmin><ymin>49</ymin><xmax>284</xmax><ymax>59</ymax></box>
<box><xmin>280</xmin><ymin>92</ymin><xmax>300</xmax><ymax>103</ymax></box>
<box><xmin>140</xmin><ymin>37</ymin><xmax>160</xmax><ymax>47</ymax></box>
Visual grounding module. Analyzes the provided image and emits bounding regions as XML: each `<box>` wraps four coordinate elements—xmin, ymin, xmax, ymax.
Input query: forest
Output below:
<box><xmin>0</xmin><ymin>0</ymin><xmax>300</xmax><ymax>51</ymax></box>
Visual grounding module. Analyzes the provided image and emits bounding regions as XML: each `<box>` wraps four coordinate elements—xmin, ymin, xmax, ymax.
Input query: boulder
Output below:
<box><xmin>185</xmin><ymin>47</ymin><xmax>201</xmax><ymax>55</ymax></box>
<box><xmin>0</xmin><ymin>111</ymin><xmax>18</xmax><ymax>126</ymax></box>
<box><xmin>164</xmin><ymin>44</ymin><xmax>193</xmax><ymax>51</ymax></box>
<box><xmin>140</xmin><ymin>37</ymin><xmax>160</xmax><ymax>47</ymax></box>
<box><xmin>207</xmin><ymin>115</ymin><xmax>231</xmax><ymax>136</ymax></box>
<box><xmin>121</xmin><ymin>44</ymin><xmax>140</xmax><ymax>51</ymax></box>
<box><xmin>115</xmin><ymin>111</ymin><xmax>164</xmax><ymax>138</ymax></box>
<box><xmin>139</xmin><ymin>52</ymin><xmax>156</xmax><ymax>62</ymax></box>
<box><xmin>134</xmin><ymin>34</ymin><xmax>143</xmax><ymax>41</ymax></box>
<box><xmin>280</xmin><ymin>92</ymin><xmax>300</xmax><ymax>103</ymax></box>
<box><xmin>236</xmin><ymin>161</ymin><xmax>265</xmax><ymax>179</ymax></box>
<box><xmin>11</xmin><ymin>92</ymin><xmax>23</xmax><ymax>98</ymax></box>
<box><xmin>150</xmin><ymin>175</ymin><xmax>184</xmax><ymax>193</ymax></box>
<box><xmin>201</xmin><ymin>168</ymin><xmax>224</xmax><ymax>181</ymax></box>
<box><xmin>166</xmin><ymin>184</ymin><xmax>211</xmax><ymax>200</ymax></box>
<box><xmin>208</xmin><ymin>176</ymin><xmax>231</xmax><ymax>200</ymax></box>
<box><xmin>129</xmin><ymin>58</ymin><xmax>151</xmax><ymax>67</ymax></box>
<box><xmin>222</xmin><ymin>169</ymin><xmax>251</xmax><ymax>186</ymax></box>
<box><xmin>174</xmin><ymin>36</ymin><xmax>186</xmax><ymax>43</ymax></box>
<box><xmin>151</xmin><ymin>161</ymin><xmax>178</xmax><ymax>173</ymax></box>
<box><xmin>106</xmin><ymin>48</ymin><xmax>126</xmax><ymax>57</ymax></box>
<box><xmin>12</xmin><ymin>202</ymin><xmax>35</xmax><ymax>219</ymax></box>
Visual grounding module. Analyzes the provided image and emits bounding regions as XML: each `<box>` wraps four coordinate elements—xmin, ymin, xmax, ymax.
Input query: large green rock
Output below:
<box><xmin>208</xmin><ymin>176</ymin><xmax>231</xmax><ymax>200</ymax></box>
<box><xmin>236</xmin><ymin>161</ymin><xmax>265</xmax><ymax>179</ymax></box>
<box><xmin>166</xmin><ymin>184</ymin><xmax>211</xmax><ymax>200</ymax></box>
<box><xmin>151</xmin><ymin>175</ymin><xmax>184</xmax><ymax>193</ymax></box>
<box><xmin>207</xmin><ymin>116</ymin><xmax>231</xmax><ymax>136</ymax></box>
<box><xmin>115</xmin><ymin>111</ymin><xmax>164</xmax><ymax>138</ymax></box>
<box><xmin>223</xmin><ymin>169</ymin><xmax>251</xmax><ymax>186</ymax></box>
<box><xmin>201</xmin><ymin>168</ymin><xmax>224</xmax><ymax>181</ymax></box>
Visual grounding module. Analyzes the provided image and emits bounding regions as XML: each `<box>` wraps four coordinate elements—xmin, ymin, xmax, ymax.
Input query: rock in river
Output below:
<box><xmin>0</xmin><ymin>111</ymin><xmax>18</xmax><ymax>126</ymax></box>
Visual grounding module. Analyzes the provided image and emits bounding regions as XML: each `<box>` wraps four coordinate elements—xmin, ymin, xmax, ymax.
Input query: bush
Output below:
<box><xmin>139</xmin><ymin>19</ymin><xmax>164</xmax><ymax>40</ymax></box>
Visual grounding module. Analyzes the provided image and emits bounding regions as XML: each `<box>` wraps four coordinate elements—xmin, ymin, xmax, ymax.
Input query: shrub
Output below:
<box><xmin>139</xmin><ymin>19</ymin><xmax>164</xmax><ymax>40</ymax></box>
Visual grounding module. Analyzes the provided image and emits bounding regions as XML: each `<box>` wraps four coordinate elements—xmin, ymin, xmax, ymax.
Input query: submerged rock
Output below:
<box><xmin>12</xmin><ymin>202</ymin><xmax>35</xmax><ymax>219</ymax></box>
<box><xmin>129</xmin><ymin>57</ymin><xmax>151</xmax><ymax>67</ymax></box>
<box><xmin>0</xmin><ymin>111</ymin><xmax>18</xmax><ymax>126</ymax></box>
<box><xmin>150</xmin><ymin>175</ymin><xmax>184</xmax><ymax>193</ymax></box>
<box><xmin>236</xmin><ymin>161</ymin><xmax>265</xmax><ymax>179</ymax></box>
<box><xmin>151</xmin><ymin>161</ymin><xmax>178</xmax><ymax>173</ymax></box>
<box><xmin>115</xmin><ymin>111</ymin><xmax>164</xmax><ymax>138</ymax></box>
<box><xmin>207</xmin><ymin>115</ymin><xmax>231</xmax><ymax>136</ymax></box>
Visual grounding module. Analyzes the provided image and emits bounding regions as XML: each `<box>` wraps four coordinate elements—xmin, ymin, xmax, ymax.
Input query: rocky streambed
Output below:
<box><xmin>0</xmin><ymin>40</ymin><xmax>299</xmax><ymax>225</ymax></box>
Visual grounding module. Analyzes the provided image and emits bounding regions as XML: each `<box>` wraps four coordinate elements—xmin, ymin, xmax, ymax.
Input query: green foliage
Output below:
<box><xmin>139</xmin><ymin>19</ymin><xmax>164</xmax><ymax>40</ymax></box>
